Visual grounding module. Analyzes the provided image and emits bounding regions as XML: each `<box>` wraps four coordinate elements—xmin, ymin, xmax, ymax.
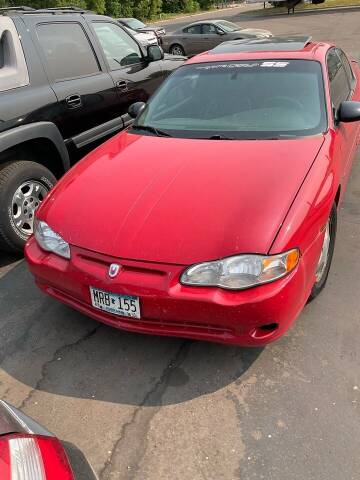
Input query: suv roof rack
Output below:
<box><xmin>0</xmin><ymin>5</ymin><xmax>93</xmax><ymax>15</ymax></box>
<box><xmin>0</xmin><ymin>6</ymin><xmax>35</xmax><ymax>12</ymax></box>
<box><xmin>211</xmin><ymin>35</ymin><xmax>313</xmax><ymax>54</ymax></box>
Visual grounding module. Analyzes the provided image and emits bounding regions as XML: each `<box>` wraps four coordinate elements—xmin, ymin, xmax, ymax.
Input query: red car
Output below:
<box><xmin>26</xmin><ymin>36</ymin><xmax>360</xmax><ymax>346</ymax></box>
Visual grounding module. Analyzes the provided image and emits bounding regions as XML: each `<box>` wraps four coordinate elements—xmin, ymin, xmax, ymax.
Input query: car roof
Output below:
<box><xmin>186</xmin><ymin>36</ymin><xmax>333</xmax><ymax>64</ymax></box>
<box><xmin>184</xmin><ymin>19</ymin><xmax>229</xmax><ymax>27</ymax></box>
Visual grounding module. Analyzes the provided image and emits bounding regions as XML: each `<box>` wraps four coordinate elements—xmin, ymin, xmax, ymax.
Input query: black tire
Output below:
<box><xmin>0</xmin><ymin>161</ymin><xmax>56</xmax><ymax>253</ymax></box>
<box><xmin>170</xmin><ymin>44</ymin><xmax>185</xmax><ymax>56</ymax></box>
<box><xmin>309</xmin><ymin>203</ymin><xmax>337</xmax><ymax>301</ymax></box>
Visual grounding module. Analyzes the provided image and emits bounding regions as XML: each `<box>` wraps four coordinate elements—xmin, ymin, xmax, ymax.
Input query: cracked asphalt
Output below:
<box><xmin>1</xmin><ymin>8</ymin><xmax>360</xmax><ymax>480</ymax></box>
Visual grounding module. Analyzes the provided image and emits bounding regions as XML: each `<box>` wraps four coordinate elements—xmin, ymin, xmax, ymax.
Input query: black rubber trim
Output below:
<box><xmin>71</xmin><ymin>116</ymin><xmax>125</xmax><ymax>148</ymax></box>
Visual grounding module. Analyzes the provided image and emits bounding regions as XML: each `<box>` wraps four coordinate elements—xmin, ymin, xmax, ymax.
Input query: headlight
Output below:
<box><xmin>181</xmin><ymin>249</ymin><xmax>299</xmax><ymax>290</ymax></box>
<box><xmin>34</xmin><ymin>219</ymin><xmax>70</xmax><ymax>259</ymax></box>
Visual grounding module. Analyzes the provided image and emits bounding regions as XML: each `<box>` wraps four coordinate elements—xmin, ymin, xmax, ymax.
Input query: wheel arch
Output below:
<box><xmin>0</xmin><ymin>122</ymin><xmax>70</xmax><ymax>178</ymax></box>
<box><xmin>334</xmin><ymin>184</ymin><xmax>341</xmax><ymax>207</ymax></box>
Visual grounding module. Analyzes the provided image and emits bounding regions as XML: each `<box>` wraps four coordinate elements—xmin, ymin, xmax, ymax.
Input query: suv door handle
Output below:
<box><xmin>116</xmin><ymin>80</ymin><xmax>128</xmax><ymax>91</ymax></box>
<box><xmin>65</xmin><ymin>94</ymin><xmax>82</xmax><ymax>109</ymax></box>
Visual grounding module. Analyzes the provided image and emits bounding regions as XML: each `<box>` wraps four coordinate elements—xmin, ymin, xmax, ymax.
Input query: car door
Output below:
<box><xmin>327</xmin><ymin>48</ymin><xmax>357</xmax><ymax>190</ymax></box>
<box><xmin>180</xmin><ymin>25</ymin><xmax>204</xmax><ymax>56</ymax></box>
<box><xmin>31</xmin><ymin>17</ymin><xmax>120</xmax><ymax>146</ymax></box>
<box><xmin>91</xmin><ymin>21</ymin><xmax>165</xmax><ymax>120</ymax></box>
<box><xmin>200</xmin><ymin>23</ymin><xmax>223</xmax><ymax>50</ymax></box>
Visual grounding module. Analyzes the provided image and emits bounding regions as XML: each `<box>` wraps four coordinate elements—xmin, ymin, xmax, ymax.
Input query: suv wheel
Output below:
<box><xmin>0</xmin><ymin>161</ymin><xmax>56</xmax><ymax>253</ymax></box>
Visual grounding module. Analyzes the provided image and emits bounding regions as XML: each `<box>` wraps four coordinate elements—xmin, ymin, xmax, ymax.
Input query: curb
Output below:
<box><xmin>244</xmin><ymin>3</ymin><xmax>360</xmax><ymax>18</ymax></box>
<box><xmin>148</xmin><ymin>4</ymin><xmax>250</xmax><ymax>25</ymax></box>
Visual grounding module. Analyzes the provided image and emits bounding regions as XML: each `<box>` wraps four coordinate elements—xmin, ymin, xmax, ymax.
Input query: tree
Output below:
<box><xmin>87</xmin><ymin>0</ymin><xmax>105</xmax><ymax>13</ymax></box>
<box><xmin>148</xmin><ymin>0</ymin><xmax>162</xmax><ymax>18</ymax></box>
<box><xmin>133</xmin><ymin>0</ymin><xmax>149</xmax><ymax>19</ymax></box>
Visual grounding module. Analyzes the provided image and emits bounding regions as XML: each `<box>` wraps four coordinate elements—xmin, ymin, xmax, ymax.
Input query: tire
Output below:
<box><xmin>309</xmin><ymin>203</ymin><xmax>337</xmax><ymax>301</ymax></box>
<box><xmin>0</xmin><ymin>161</ymin><xmax>56</xmax><ymax>253</ymax></box>
<box><xmin>170</xmin><ymin>44</ymin><xmax>185</xmax><ymax>56</ymax></box>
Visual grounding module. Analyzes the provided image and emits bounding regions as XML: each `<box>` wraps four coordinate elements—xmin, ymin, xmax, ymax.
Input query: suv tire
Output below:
<box><xmin>0</xmin><ymin>161</ymin><xmax>56</xmax><ymax>253</ymax></box>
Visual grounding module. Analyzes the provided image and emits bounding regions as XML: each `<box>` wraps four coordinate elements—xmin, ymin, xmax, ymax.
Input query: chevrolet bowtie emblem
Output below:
<box><xmin>109</xmin><ymin>263</ymin><xmax>121</xmax><ymax>278</ymax></box>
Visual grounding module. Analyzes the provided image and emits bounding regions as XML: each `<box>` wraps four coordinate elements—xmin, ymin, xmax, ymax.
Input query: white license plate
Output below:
<box><xmin>89</xmin><ymin>287</ymin><xmax>141</xmax><ymax>319</ymax></box>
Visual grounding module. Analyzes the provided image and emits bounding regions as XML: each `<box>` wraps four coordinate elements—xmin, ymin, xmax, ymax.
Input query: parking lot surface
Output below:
<box><xmin>1</xmin><ymin>8</ymin><xmax>360</xmax><ymax>480</ymax></box>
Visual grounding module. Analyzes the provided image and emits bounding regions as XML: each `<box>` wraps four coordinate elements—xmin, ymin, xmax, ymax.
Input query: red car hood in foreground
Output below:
<box><xmin>41</xmin><ymin>132</ymin><xmax>325</xmax><ymax>265</ymax></box>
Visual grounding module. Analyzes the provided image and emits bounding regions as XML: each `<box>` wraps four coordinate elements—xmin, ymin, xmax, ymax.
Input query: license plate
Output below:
<box><xmin>89</xmin><ymin>287</ymin><xmax>141</xmax><ymax>319</ymax></box>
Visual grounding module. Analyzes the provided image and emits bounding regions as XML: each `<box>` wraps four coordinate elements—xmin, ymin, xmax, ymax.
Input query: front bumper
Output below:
<box><xmin>25</xmin><ymin>238</ymin><xmax>317</xmax><ymax>346</ymax></box>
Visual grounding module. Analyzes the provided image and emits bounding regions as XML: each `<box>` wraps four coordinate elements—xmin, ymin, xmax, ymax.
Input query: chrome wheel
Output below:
<box><xmin>170</xmin><ymin>45</ymin><xmax>184</xmax><ymax>56</ymax></box>
<box><xmin>315</xmin><ymin>220</ymin><xmax>331</xmax><ymax>283</ymax></box>
<box><xmin>11</xmin><ymin>180</ymin><xmax>48</xmax><ymax>235</ymax></box>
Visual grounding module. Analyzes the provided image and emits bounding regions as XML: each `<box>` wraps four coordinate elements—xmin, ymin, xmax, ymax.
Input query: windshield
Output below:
<box><xmin>215</xmin><ymin>20</ymin><xmax>243</xmax><ymax>32</ymax></box>
<box><xmin>134</xmin><ymin>60</ymin><xmax>327</xmax><ymax>140</ymax></box>
<box><xmin>126</xmin><ymin>18</ymin><xmax>146</xmax><ymax>30</ymax></box>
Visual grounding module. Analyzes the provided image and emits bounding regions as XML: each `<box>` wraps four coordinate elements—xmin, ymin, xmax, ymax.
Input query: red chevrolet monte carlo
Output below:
<box><xmin>26</xmin><ymin>36</ymin><xmax>360</xmax><ymax>346</ymax></box>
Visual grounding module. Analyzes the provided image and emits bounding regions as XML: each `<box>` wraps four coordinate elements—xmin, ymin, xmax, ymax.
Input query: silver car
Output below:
<box><xmin>162</xmin><ymin>19</ymin><xmax>272</xmax><ymax>56</ymax></box>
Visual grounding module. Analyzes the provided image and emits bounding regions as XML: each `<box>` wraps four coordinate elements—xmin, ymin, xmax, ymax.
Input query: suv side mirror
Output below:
<box><xmin>128</xmin><ymin>102</ymin><xmax>146</xmax><ymax>119</ymax></box>
<box><xmin>147</xmin><ymin>44</ymin><xmax>164</xmax><ymax>62</ymax></box>
<box><xmin>338</xmin><ymin>101</ymin><xmax>360</xmax><ymax>123</ymax></box>
<box><xmin>216</xmin><ymin>28</ymin><xmax>225</xmax><ymax>35</ymax></box>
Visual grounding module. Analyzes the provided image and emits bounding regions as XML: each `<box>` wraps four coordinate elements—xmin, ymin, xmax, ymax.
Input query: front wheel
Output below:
<box><xmin>0</xmin><ymin>161</ymin><xmax>56</xmax><ymax>253</ymax></box>
<box><xmin>170</xmin><ymin>44</ymin><xmax>185</xmax><ymax>56</ymax></box>
<box><xmin>309</xmin><ymin>203</ymin><xmax>337</xmax><ymax>300</ymax></box>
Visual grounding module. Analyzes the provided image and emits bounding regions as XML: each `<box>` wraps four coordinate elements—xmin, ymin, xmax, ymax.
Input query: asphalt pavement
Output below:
<box><xmin>1</xmin><ymin>8</ymin><xmax>360</xmax><ymax>480</ymax></box>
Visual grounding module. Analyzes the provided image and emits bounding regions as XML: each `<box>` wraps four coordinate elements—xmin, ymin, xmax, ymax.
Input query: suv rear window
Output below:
<box><xmin>0</xmin><ymin>17</ymin><xmax>29</xmax><ymax>92</ymax></box>
<box><xmin>36</xmin><ymin>23</ymin><xmax>100</xmax><ymax>81</ymax></box>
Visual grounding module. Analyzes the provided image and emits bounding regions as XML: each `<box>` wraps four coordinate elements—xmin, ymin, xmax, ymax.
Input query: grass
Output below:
<box><xmin>247</xmin><ymin>0</ymin><xmax>360</xmax><ymax>16</ymax></box>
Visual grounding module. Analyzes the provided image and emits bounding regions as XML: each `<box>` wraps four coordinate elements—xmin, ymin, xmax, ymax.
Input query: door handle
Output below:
<box><xmin>116</xmin><ymin>80</ymin><xmax>128</xmax><ymax>91</ymax></box>
<box><xmin>65</xmin><ymin>94</ymin><xmax>82</xmax><ymax>109</ymax></box>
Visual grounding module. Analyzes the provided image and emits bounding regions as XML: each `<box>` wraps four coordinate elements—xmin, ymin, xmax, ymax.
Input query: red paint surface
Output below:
<box><xmin>25</xmin><ymin>42</ymin><xmax>360</xmax><ymax>345</ymax></box>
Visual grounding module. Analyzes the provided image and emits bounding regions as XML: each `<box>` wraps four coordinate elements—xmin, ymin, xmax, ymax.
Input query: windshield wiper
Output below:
<box><xmin>131</xmin><ymin>125</ymin><xmax>172</xmax><ymax>137</ymax></box>
<box><xmin>208</xmin><ymin>134</ymin><xmax>235</xmax><ymax>140</ymax></box>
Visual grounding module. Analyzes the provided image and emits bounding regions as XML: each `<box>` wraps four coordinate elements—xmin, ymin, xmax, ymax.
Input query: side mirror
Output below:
<box><xmin>128</xmin><ymin>102</ymin><xmax>146</xmax><ymax>119</ymax></box>
<box><xmin>217</xmin><ymin>28</ymin><xmax>225</xmax><ymax>35</ymax></box>
<box><xmin>338</xmin><ymin>101</ymin><xmax>360</xmax><ymax>123</ymax></box>
<box><xmin>147</xmin><ymin>44</ymin><xmax>164</xmax><ymax>62</ymax></box>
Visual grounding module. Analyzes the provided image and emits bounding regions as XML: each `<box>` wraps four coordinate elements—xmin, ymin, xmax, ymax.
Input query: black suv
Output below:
<box><xmin>0</xmin><ymin>6</ymin><xmax>185</xmax><ymax>253</ymax></box>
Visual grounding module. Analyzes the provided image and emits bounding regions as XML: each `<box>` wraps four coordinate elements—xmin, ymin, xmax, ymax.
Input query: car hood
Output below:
<box><xmin>41</xmin><ymin>132</ymin><xmax>324</xmax><ymax>265</ymax></box>
<box><xmin>139</xmin><ymin>26</ymin><xmax>164</xmax><ymax>33</ymax></box>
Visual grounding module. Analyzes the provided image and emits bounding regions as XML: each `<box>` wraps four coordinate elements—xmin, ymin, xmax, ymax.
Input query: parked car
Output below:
<box><xmin>162</xmin><ymin>19</ymin><xmax>272</xmax><ymax>56</ymax></box>
<box><xmin>26</xmin><ymin>36</ymin><xmax>360</xmax><ymax>346</ymax></box>
<box><xmin>0</xmin><ymin>399</ymin><xmax>74</xmax><ymax>478</ymax></box>
<box><xmin>121</xmin><ymin>25</ymin><xmax>158</xmax><ymax>46</ymax></box>
<box><xmin>117</xmin><ymin>17</ymin><xmax>166</xmax><ymax>44</ymax></box>
<box><xmin>0</xmin><ymin>7</ymin><xmax>185</xmax><ymax>253</ymax></box>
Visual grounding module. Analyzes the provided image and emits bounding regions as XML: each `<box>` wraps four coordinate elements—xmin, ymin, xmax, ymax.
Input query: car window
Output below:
<box><xmin>0</xmin><ymin>17</ymin><xmax>29</xmax><ymax>91</ymax></box>
<box><xmin>337</xmin><ymin>48</ymin><xmax>356</xmax><ymax>90</ymax></box>
<box><xmin>215</xmin><ymin>20</ymin><xmax>243</xmax><ymax>32</ymax></box>
<box><xmin>36</xmin><ymin>22</ymin><xmax>100</xmax><ymax>81</ymax></box>
<box><xmin>126</xmin><ymin>18</ymin><xmax>146</xmax><ymax>30</ymax></box>
<box><xmin>93</xmin><ymin>22</ymin><xmax>142</xmax><ymax>70</ymax></box>
<box><xmin>184</xmin><ymin>25</ymin><xmax>202</xmax><ymax>34</ymax></box>
<box><xmin>327</xmin><ymin>48</ymin><xmax>351</xmax><ymax>110</ymax></box>
<box><xmin>136</xmin><ymin>60</ymin><xmax>327</xmax><ymax>139</ymax></box>
<box><xmin>202</xmin><ymin>24</ymin><xmax>217</xmax><ymax>34</ymax></box>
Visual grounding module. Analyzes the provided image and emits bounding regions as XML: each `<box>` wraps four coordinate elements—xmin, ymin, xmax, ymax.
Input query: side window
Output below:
<box><xmin>202</xmin><ymin>24</ymin><xmax>217</xmax><ymax>34</ymax></box>
<box><xmin>184</xmin><ymin>25</ymin><xmax>202</xmax><ymax>34</ymax></box>
<box><xmin>327</xmin><ymin>48</ymin><xmax>351</xmax><ymax>111</ymax></box>
<box><xmin>0</xmin><ymin>17</ymin><xmax>29</xmax><ymax>91</ymax></box>
<box><xmin>93</xmin><ymin>22</ymin><xmax>142</xmax><ymax>70</ymax></box>
<box><xmin>37</xmin><ymin>23</ymin><xmax>100</xmax><ymax>81</ymax></box>
<box><xmin>337</xmin><ymin>48</ymin><xmax>356</xmax><ymax>91</ymax></box>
